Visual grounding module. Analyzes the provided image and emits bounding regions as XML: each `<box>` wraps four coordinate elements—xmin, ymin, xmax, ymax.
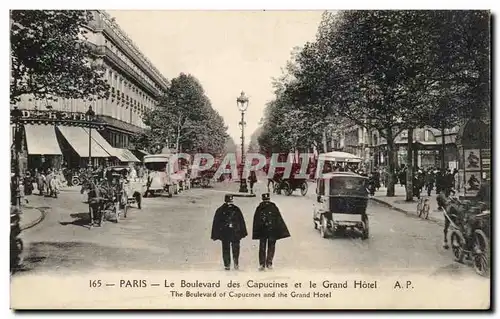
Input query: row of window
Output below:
<box><xmin>104</xmin><ymin>67</ymin><xmax>156</xmax><ymax>115</ymax></box>
<box><xmin>104</xmin><ymin>37</ymin><xmax>163</xmax><ymax>93</ymax></box>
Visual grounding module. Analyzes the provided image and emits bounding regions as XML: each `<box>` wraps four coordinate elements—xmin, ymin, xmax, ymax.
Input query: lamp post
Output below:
<box><xmin>86</xmin><ymin>106</ymin><xmax>96</xmax><ymax>169</ymax></box>
<box><xmin>11</xmin><ymin>106</ymin><xmax>23</xmax><ymax>208</ymax></box>
<box><xmin>237</xmin><ymin>91</ymin><xmax>249</xmax><ymax>193</ymax></box>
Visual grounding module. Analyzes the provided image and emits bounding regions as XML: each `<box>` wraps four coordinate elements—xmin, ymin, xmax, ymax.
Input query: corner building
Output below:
<box><xmin>12</xmin><ymin>10</ymin><xmax>169</xmax><ymax>171</ymax></box>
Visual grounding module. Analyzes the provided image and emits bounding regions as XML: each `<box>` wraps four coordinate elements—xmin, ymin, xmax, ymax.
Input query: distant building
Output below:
<box><xmin>330</xmin><ymin>122</ymin><xmax>461</xmax><ymax>170</ymax></box>
<box><xmin>12</xmin><ymin>10</ymin><xmax>169</xmax><ymax>171</ymax></box>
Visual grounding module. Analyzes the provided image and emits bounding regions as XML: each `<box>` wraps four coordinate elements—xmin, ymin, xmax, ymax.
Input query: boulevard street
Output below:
<box><xmin>17</xmin><ymin>181</ymin><xmax>479</xmax><ymax>278</ymax></box>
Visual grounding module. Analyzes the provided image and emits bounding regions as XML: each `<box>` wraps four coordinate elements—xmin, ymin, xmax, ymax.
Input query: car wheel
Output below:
<box><xmin>320</xmin><ymin>215</ymin><xmax>329</xmax><ymax>238</ymax></box>
<box><xmin>361</xmin><ymin>217</ymin><xmax>369</xmax><ymax>240</ymax></box>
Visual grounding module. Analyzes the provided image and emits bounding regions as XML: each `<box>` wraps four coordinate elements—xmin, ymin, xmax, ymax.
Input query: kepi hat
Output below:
<box><xmin>224</xmin><ymin>194</ymin><xmax>234</xmax><ymax>203</ymax></box>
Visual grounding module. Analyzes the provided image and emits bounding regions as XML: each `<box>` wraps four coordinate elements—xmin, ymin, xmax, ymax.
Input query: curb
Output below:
<box><xmin>370</xmin><ymin>197</ymin><xmax>445</xmax><ymax>227</ymax></box>
<box><xmin>20</xmin><ymin>207</ymin><xmax>47</xmax><ymax>231</ymax></box>
<box><xmin>230</xmin><ymin>193</ymin><xmax>257</xmax><ymax>198</ymax></box>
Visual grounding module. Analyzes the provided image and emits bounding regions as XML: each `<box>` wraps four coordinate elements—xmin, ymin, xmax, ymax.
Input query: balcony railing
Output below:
<box><xmin>89</xmin><ymin>43</ymin><xmax>160</xmax><ymax>98</ymax></box>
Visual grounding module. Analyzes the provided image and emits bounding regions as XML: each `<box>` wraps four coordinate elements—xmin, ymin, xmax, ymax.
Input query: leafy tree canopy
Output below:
<box><xmin>10</xmin><ymin>10</ymin><xmax>110</xmax><ymax>104</ymax></box>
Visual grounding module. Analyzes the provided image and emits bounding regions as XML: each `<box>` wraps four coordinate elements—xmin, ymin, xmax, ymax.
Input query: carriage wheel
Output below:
<box><xmin>300</xmin><ymin>181</ymin><xmax>308</xmax><ymax>196</ymax></box>
<box><xmin>472</xmin><ymin>230</ymin><xmax>489</xmax><ymax>277</ymax></box>
<box><xmin>273</xmin><ymin>182</ymin><xmax>281</xmax><ymax>195</ymax></box>
<box><xmin>361</xmin><ymin>215</ymin><xmax>369</xmax><ymax>240</ymax></box>
<box><xmin>72</xmin><ymin>176</ymin><xmax>80</xmax><ymax>186</ymax></box>
<box><xmin>284</xmin><ymin>182</ymin><xmax>293</xmax><ymax>196</ymax></box>
<box><xmin>114</xmin><ymin>203</ymin><xmax>120</xmax><ymax>223</ymax></box>
<box><xmin>320</xmin><ymin>215</ymin><xmax>329</xmax><ymax>238</ymax></box>
<box><xmin>450</xmin><ymin>230</ymin><xmax>465</xmax><ymax>263</ymax></box>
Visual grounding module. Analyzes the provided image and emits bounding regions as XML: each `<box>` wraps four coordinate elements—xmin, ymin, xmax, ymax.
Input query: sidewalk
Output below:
<box><xmin>371</xmin><ymin>185</ymin><xmax>445</xmax><ymax>226</ymax></box>
<box><xmin>19</xmin><ymin>195</ymin><xmax>50</xmax><ymax>230</ymax></box>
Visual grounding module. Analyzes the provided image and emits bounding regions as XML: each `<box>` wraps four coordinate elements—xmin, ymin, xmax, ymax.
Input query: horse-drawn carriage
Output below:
<box><xmin>271</xmin><ymin>175</ymin><xmax>308</xmax><ymax>196</ymax></box>
<box><xmin>81</xmin><ymin>169</ymin><xmax>131</xmax><ymax>227</ymax></box>
<box><xmin>107</xmin><ymin>166</ymin><xmax>144</xmax><ymax>209</ymax></box>
<box><xmin>191</xmin><ymin>166</ymin><xmax>217</xmax><ymax>188</ymax></box>
<box><xmin>268</xmin><ymin>168</ymin><xmax>308</xmax><ymax>196</ymax></box>
<box><xmin>313</xmin><ymin>172</ymin><xmax>369</xmax><ymax>239</ymax></box>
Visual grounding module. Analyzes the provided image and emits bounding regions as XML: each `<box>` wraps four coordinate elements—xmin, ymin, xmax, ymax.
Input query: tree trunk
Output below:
<box><xmin>386</xmin><ymin>129</ymin><xmax>396</xmax><ymax>197</ymax></box>
<box><xmin>176</xmin><ymin>127</ymin><xmax>181</xmax><ymax>154</ymax></box>
<box><xmin>322</xmin><ymin>129</ymin><xmax>328</xmax><ymax>153</ymax></box>
<box><xmin>441</xmin><ymin>125</ymin><xmax>446</xmax><ymax>169</ymax></box>
<box><xmin>406</xmin><ymin>128</ymin><xmax>414</xmax><ymax>201</ymax></box>
<box><xmin>367</xmin><ymin>125</ymin><xmax>373</xmax><ymax>172</ymax></box>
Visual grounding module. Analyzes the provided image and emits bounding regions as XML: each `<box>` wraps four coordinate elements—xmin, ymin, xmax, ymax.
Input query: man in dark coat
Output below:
<box><xmin>252</xmin><ymin>193</ymin><xmax>290</xmax><ymax>271</ymax></box>
<box><xmin>211</xmin><ymin>194</ymin><xmax>248</xmax><ymax>270</ymax></box>
<box><xmin>248</xmin><ymin>170</ymin><xmax>257</xmax><ymax>195</ymax></box>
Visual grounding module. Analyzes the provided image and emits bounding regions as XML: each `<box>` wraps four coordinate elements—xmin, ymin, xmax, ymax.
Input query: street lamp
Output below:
<box><xmin>237</xmin><ymin>91</ymin><xmax>249</xmax><ymax>193</ymax></box>
<box><xmin>86</xmin><ymin>105</ymin><xmax>96</xmax><ymax>169</ymax></box>
<box><xmin>11</xmin><ymin>106</ymin><xmax>23</xmax><ymax>208</ymax></box>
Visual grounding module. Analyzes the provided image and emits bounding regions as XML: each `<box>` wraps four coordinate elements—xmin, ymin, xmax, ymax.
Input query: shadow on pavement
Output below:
<box><xmin>16</xmin><ymin>241</ymin><xmax>169</xmax><ymax>275</ymax></box>
<box><xmin>59</xmin><ymin>212</ymin><xmax>91</xmax><ymax>228</ymax></box>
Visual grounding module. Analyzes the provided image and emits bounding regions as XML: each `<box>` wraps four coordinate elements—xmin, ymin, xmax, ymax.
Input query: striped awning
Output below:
<box><xmin>24</xmin><ymin>124</ymin><xmax>62</xmax><ymax>155</ymax></box>
<box><xmin>57</xmin><ymin>126</ymin><xmax>110</xmax><ymax>158</ymax></box>
<box><xmin>116</xmin><ymin>148</ymin><xmax>141</xmax><ymax>162</ymax></box>
<box><xmin>82</xmin><ymin>128</ymin><xmax>121</xmax><ymax>158</ymax></box>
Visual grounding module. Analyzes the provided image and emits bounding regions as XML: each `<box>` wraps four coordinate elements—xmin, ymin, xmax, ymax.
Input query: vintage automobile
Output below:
<box><xmin>143</xmin><ymin>153</ymin><xmax>179</xmax><ymax>197</ymax></box>
<box><xmin>106</xmin><ymin>166</ymin><xmax>144</xmax><ymax>209</ymax></box>
<box><xmin>313</xmin><ymin>172</ymin><xmax>369</xmax><ymax>239</ymax></box>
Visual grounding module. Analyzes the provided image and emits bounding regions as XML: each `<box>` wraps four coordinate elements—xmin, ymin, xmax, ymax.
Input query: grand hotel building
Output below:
<box><xmin>12</xmin><ymin>10</ymin><xmax>169</xmax><ymax>172</ymax></box>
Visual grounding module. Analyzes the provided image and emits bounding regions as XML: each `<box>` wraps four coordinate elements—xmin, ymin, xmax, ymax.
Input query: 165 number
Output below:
<box><xmin>90</xmin><ymin>280</ymin><xmax>102</xmax><ymax>288</ymax></box>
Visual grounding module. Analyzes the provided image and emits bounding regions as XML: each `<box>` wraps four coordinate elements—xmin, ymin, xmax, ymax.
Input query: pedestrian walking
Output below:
<box><xmin>252</xmin><ymin>193</ymin><xmax>290</xmax><ymax>271</ymax></box>
<box><xmin>211</xmin><ymin>194</ymin><xmax>248</xmax><ymax>270</ymax></box>
<box><xmin>425</xmin><ymin>168</ymin><xmax>435</xmax><ymax>196</ymax></box>
<box><xmin>248</xmin><ymin>170</ymin><xmax>257</xmax><ymax>194</ymax></box>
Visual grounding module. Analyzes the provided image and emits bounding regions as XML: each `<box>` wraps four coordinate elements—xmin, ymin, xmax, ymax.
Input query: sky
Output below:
<box><xmin>107</xmin><ymin>10</ymin><xmax>323</xmax><ymax>144</ymax></box>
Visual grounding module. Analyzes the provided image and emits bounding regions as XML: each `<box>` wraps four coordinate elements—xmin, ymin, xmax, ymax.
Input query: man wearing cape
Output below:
<box><xmin>252</xmin><ymin>193</ymin><xmax>290</xmax><ymax>270</ymax></box>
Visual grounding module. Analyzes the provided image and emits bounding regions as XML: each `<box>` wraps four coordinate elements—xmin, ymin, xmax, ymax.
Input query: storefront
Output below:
<box><xmin>10</xmin><ymin>109</ymin><xmax>141</xmax><ymax>173</ymax></box>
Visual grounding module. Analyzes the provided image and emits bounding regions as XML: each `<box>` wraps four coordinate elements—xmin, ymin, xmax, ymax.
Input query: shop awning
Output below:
<box><xmin>24</xmin><ymin>124</ymin><xmax>62</xmax><ymax>155</ymax></box>
<box><xmin>57</xmin><ymin>126</ymin><xmax>110</xmax><ymax>158</ymax></box>
<box><xmin>82</xmin><ymin>128</ymin><xmax>121</xmax><ymax>158</ymax></box>
<box><xmin>116</xmin><ymin>148</ymin><xmax>141</xmax><ymax>162</ymax></box>
<box><xmin>135</xmin><ymin>149</ymin><xmax>149</xmax><ymax>155</ymax></box>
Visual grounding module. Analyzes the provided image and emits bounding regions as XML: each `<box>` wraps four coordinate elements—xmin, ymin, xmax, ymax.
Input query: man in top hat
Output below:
<box><xmin>211</xmin><ymin>194</ymin><xmax>248</xmax><ymax>270</ymax></box>
<box><xmin>252</xmin><ymin>193</ymin><xmax>290</xmax><ymax>271</ymax></box>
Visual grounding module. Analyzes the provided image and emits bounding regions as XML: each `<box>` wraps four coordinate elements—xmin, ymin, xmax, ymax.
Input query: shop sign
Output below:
<box><xmin>17</xmin><ymin>110</ymin><xmax>93</xmax><ymax>122</ymax></box>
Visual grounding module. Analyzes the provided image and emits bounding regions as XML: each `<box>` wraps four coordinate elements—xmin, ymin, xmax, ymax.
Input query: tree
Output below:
<box><xmin>285</xmin><ymin>10</ymin><xmax>489</xmax><ymax>197</ymax></box>
<box><xmin>417</xmin><ymin>11</ymin><xmax>490</xmax><ymax>169</ymax></box>
<box><xmin>248</xmin><ymin>126</ymin><xmax>262</xmax><ymax>153</ymax></box>
<box><xmin>10</xmin><ymin>10</ymin><xmax>110</xmax><ymax>104</ymax></box>
<box><xmin>135</xmin><ymin>73</ymin><xmax>231</xmax><ymax>157</ymax></box>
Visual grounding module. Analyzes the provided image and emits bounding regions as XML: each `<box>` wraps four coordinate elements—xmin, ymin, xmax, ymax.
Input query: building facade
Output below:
<box><xmin>12</xmin><ymin>10</ymin><xmax>169</xmax><ymax>171</ymax></box>
<box><xmin>330</xmin><ymin>122</ymin><xmax>461</xmax><ymax>171</ymax></box>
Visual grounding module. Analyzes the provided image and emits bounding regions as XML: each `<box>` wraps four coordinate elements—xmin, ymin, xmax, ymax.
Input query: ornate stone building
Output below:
<box><xmin>12</xmin><ymin>10</ymin><xmax>169</xmax><ymax>170</ymax></box>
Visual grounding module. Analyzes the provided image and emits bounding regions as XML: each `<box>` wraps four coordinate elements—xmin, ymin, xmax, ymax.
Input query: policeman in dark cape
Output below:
<box><xmin>252</xmin><ymin>193</ymin><xmax>290</xmax><ymax>270</ymax></box>
<box><xmin>211</xmin><ymin>194</ymin><xmax>248</xmax><ymax>270</ymax></box>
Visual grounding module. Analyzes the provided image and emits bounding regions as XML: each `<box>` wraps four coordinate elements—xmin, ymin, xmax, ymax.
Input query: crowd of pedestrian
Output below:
<box><xmin>395</xmin><ymin>165</ymin><xmax>460</xmax><ymax>199</ymax></box>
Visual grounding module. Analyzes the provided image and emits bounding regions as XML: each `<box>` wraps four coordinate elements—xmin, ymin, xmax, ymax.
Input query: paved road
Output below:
<box><xmin>16</xmin><ymin>181</ymin><xmax>481</xmax><ymax>279</ymax></box>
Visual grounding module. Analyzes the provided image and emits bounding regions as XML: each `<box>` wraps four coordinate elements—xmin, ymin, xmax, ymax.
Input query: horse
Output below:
<box><xmin>80</xmin><ymin>178</ymin><xmax>110</xmax><ymax>227</ymax></box>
